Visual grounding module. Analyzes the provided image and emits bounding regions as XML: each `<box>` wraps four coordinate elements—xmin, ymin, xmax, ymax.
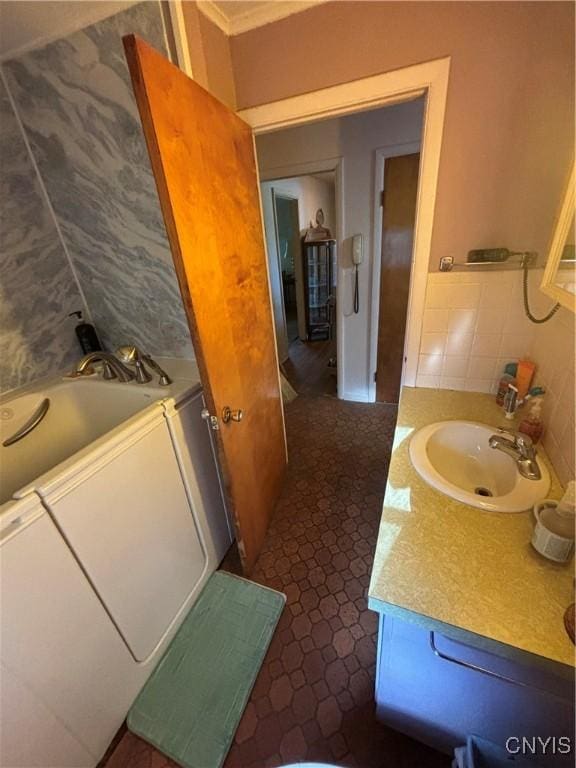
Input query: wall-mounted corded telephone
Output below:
<box><xmin>352</xmin><ymin>234</ymin><xmax>363</xmax><ymax>314</ymax></box>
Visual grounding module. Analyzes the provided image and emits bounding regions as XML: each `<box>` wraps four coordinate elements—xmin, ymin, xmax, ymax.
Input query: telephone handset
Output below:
<box><xmin>352</xmin><ymin>234</ymin><xmax>363</xmax><ymax>314</ymax></box>
<box><xmin>352</xmin><ymin>234</ymin><xmax>363</xmax><ymax>266</ymax></box>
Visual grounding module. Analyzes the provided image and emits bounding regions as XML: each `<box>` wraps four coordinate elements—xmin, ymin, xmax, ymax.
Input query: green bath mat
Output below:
<box><xmin>127</xmin><ymin>571</ymin><xmax>285</xmax><ymax>768</ymax></box>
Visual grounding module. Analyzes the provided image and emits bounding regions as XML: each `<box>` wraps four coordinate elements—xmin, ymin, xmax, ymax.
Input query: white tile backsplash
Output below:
<box><xmin>422</xmin><ymin>308</ymin><xmax>450</xmax><ymax>333</ymax></box>
<box><xmin>448</xmin><ymin>309</ymin><xmax>477</xmax><ymax>334</ymax></box>
<box><xmin>445</xmin><ymin>331</ymin><xmax>474</xmax><ymax>356</ymax></box>
<box><xmin>442</xmin><ymin>356</ymin><xmax>469</xmax><ymax>377</ymax></box>
<box><xmin>418</xmin><ymin>353</ymin><xmax>443</xmax><ymax>376</ymax></box>
<box><xmin>416</xmin><ymin>270</ymin><xmax>540</xmax><ymax>395</ymax></box>
<box><xmin>475</xmin><ymin>307</ymin><xmax>506</xmax><ymax>334</ymax></box>
<box><xmin>440</xmin><ymin>376</ymin><xmax>466</xmax><ymax>390</ymax></box>
<box><xmin>467</xmin><ymin>356</ymin><xmax>498</xmax><ymax>379</ymax></box>
<box><xmin>471</xmin><ymin>333</ymin><xmax>501</xmax><ymax>357</ymax></box>
<box><xmin>499</xmin><ymin>333</ymin><xmax>533</xmax><ymax>358</ymax></box>
<box><xmin>415</xmin><ymin>373</ymin><xmax>441</xmax><ymax>388</ymax></box>
<box><xmin>420</xmin><ymin>332</ymin><xmax>446</xmax><ymax>355</ymax></box>
<box><xmin>416</xmin><ymin>269</ymin><xmax>575</xmax><ymax>486</ymax></box>
<box><xmin>464</xmin><ymin>379</ymin><xmax>494</xmax><ymax>394</ymax></box>
<box><xmin>529</xmin><ymin>306</ymin><xmax>576</xmax><ymax>486</ymax></box>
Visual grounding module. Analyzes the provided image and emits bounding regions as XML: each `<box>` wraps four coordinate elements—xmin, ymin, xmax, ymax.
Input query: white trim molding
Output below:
<box><xmin>167</xmin><ymin>0</ymin><xmax>193</xmax><ymax>77</ymax></box>
<box><xmin>197</xmin><ymin>1</ymin><xmax>329</xmax><ymax>37</ymax></box>
<box><xmin>240</xmin><ymin>57</ymin><xmax>451</xmax><ymax>400</ymax></box>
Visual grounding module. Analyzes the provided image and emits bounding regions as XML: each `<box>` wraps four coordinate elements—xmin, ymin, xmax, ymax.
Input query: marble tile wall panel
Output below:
<box><xmin>0</xmin><ymin>77</ymin><xmax>84</xmax><ymax>393</ymax></box>
<box><xmin>2</xmin><ymin>2</ymin><xmax>194</xmax><ymax>359</ymax></box>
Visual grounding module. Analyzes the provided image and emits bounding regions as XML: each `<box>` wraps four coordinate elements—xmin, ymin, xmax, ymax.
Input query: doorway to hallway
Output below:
<box><xmin>262</xmin><ymin>172</ymin><xmax>338</xmax><ymax>398</ymax></box>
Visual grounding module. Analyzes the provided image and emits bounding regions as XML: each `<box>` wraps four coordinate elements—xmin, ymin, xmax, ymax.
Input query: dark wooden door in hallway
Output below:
<box><xmin>376</xmin><ymin>152</ymin><xmax>420</xmax><ymax>404</ymax></box>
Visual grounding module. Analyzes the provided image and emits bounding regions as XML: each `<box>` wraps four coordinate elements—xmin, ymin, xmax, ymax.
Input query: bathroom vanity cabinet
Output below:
<box><xmin>373</xmin><ymin>613</ymin><xmax>574</xmax><ymax>766</ymax></box>
<box><xmin>369</xmin><ymin>387</ymin><xmax>575</xmax><ymax>765</ymax></box>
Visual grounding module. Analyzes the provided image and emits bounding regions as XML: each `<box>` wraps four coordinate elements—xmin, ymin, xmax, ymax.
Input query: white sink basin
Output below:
<box><xmin>409</xmin><ymin>421</ymin><xmax>550</xmax><ymax>512</ymax></box>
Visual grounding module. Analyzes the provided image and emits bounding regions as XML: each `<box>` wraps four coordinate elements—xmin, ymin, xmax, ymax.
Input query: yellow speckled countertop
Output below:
<box><xmin>368</xmin><ymin>387</ymin><xmax>575</xmax><ymax>673</ymax></box>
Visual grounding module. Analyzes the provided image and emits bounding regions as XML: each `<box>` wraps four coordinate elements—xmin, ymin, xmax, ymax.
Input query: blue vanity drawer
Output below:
<box><xmin>431</xmin><ymin>630</ymin><xmax>574</xmax><ymax>701</ymax></box>
<box><xmin>374</xmin><ymin>613</ymin><xmax>575</xmax><ymax>766</ymax></box>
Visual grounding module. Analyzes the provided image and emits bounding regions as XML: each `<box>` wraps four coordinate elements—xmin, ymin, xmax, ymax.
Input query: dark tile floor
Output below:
<box><xmin>103</xmin><ymin>396</ymin><xmax>448</xmax><ymax>768</ymax></box>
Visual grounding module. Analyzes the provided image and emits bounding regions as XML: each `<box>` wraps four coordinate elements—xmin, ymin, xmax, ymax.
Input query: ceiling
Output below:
<box><xmin>212</xmin><ymin>1</ymin><xmax>270</xmax><ymax>21</ymax></box>
<box><xmin>0</xmin><ymin>0</ymin><xmax>326</xmax><ymax>61</ymax></box>
<box><xmin>200</xmin><ymin>0</ymin><xmax>327</xmax><ymax>36</ymax></box>
<box><xmin>0</xmin><ymin>1</ymin><xmax>133</xmax><ymax>59</ymax></box>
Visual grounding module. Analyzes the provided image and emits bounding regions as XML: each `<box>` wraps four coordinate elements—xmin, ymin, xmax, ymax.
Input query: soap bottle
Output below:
<box><xmin>518</xmin><ymin>397</ymin><xmax>544</xmax><ymax>443</ymax></box>
<box><xmin>69</xmin><ymin>311</ymin><xmax>102</xmax><ymax>354</ymax></box>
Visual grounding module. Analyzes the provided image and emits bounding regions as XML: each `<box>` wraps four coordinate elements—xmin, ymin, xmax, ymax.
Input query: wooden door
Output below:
<box><xmin>376</xmin><ymin>153</ymin><xmax>420</xmax><ymax>403</ymax></box>
<box><xmin>123</xmin><ymin>35</ymin><xmax>287</xmax><ymax>574</ymax></box>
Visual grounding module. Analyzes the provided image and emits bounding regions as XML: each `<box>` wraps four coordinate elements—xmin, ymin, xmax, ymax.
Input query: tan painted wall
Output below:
<box><xmin>181</xmin><ymin>1</ymin><xmax>209</xmax><ymax>88</ymax></box>
<box><xmin>181</xmin><ymin>1</ymin><xmax>236</xmax><ymax>108</ymax></box>
<box><xmin>198</xmin><ymin>10</ymin><xmax>236</xmax><ymax>108</ymax></box>
<box><xmin>230</xmin><ymin>1</ymin><xmax>574</xmax><ymax>270</ymax></box>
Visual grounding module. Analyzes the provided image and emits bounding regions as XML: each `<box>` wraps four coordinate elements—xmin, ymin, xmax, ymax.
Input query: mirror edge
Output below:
<box><xmin>540</xmin><ymin>164</ymin><xmax>576</xmax><ymax>313</ymax></box>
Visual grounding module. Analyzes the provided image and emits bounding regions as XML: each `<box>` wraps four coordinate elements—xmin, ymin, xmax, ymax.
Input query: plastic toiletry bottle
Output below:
<box><xmin>503</xmin><ymin>383</ymin><xmax>518</xmax><ymax>419</ymax></box>
<box><xmin>516</xmin><ymin>359</ymin><xmax>536</xmax><ymax>401</ymax></box>
<box><xmin>518</xmin><ymin>397</ymin><xmax>544</xmax><ymax>443</ymax></box>
<box><xmin>69</xmin><ymin>311</ymin><xmax>102</xmax><ymax>354</ymax></box>
<box><xmin>496</xmin><ymin>362</ymin><xmax>518</xmax><ymax>406</ymax></box>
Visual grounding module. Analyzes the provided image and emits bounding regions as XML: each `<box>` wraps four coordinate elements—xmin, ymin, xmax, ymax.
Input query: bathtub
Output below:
<box><xmin>0</xmin><ymin>375</ymin><xmax>191</xmax><ymax>503</ymax></box>
<box><xmin>0</xmin><ymin>362</ymin><xmax>233</xmax><ymax>766</ymax></box>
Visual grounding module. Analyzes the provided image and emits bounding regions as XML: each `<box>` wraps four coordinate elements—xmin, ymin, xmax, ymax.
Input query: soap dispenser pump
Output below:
<box><xmin>69</xmin><ymin>311</ymin><xmax>102</xmax><ymax>354</ymax></box>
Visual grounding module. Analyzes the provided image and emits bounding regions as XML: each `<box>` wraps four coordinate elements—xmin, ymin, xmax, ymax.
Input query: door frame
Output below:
<box><xmin>370</xmin><ymin>141</ymin><xmax>421</xmax><ymax>402</ymax></box>
<box><xmin>237</xmin><ymin>58</ymin><xmax>450</xmax><ymax>395</ymax></box>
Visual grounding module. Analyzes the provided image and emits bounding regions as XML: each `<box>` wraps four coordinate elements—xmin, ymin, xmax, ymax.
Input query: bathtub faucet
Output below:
<box><xmin>74</xmin><ymin>352</ymin><xmax>136</xmax><ymax>383</ymax></box>
<box><xmin>116</xmin><ymin>346</ymin><xmax>172</xmax><ymax>386</ymax></box>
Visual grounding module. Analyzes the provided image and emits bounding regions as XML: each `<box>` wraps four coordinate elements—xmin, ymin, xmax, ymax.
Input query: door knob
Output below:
<box><xmin>222</xmin><ymin>406</ymin><xmax>243</xmax><ymax>424</ymax></box>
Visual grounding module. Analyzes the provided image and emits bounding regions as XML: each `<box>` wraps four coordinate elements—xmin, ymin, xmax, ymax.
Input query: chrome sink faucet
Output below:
<box><xmin>488</xmin><ymin>429</ymin><xmax>541</xmax><ymax>481</ymax></box>
<box><xmin>74</xmin><ymin>352</ymin><xmax>136</xmax><ymax>383</ymax></box>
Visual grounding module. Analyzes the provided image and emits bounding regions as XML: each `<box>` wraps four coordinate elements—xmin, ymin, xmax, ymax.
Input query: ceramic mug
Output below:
<box><xmin>532</xmin><ymin>500</ymin><xmax>575</xmax><ymax>563</ymax></box>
